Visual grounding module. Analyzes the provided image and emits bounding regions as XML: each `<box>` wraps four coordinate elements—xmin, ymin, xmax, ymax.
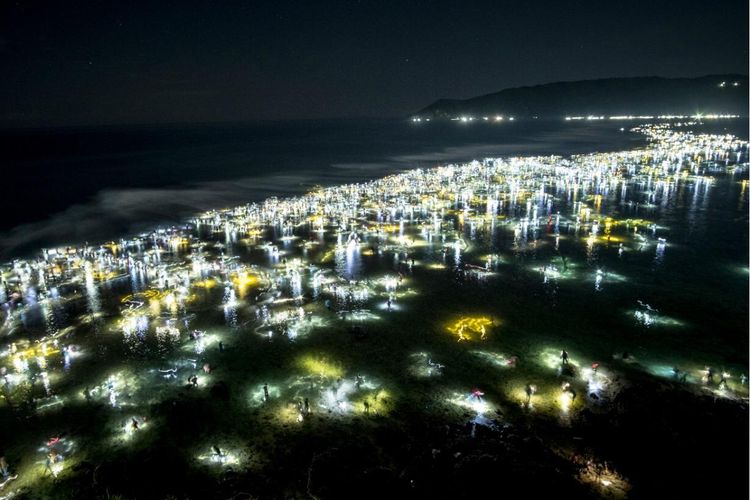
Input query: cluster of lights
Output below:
<box><xmin>415</xmin><ymin>111</ymin><xmax>742</xmax><ymax>123</ymax></box>
<box><xmin>446</xmin><ymin>316</ymin><xmax>494</xmax><ymax>342</ymax></box>
<box><xmin>565</xmin><ymin>113</ymin><xmax>741</xmax><ymax>121</ymax></box>
<box><xmin>411</xmin><ymin>115</ymin><xmax>515</xmax><ymax>123</ymax></box>
<box><xmin>0</xmin><ymin>122</ymin><xmax>746</xmax><ymax>496</ymax></box>
<box><xmin>409</xmin><ymin>352</ymin><xmax>444</xmax><ymax>378</ymax></box>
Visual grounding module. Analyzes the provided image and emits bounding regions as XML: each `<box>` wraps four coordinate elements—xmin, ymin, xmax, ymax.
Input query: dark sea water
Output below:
<box><xmin>3</xmin><ymin>119</ymin><xmax>747</xmax><ymax>259</ymax></box>
<box><xmin>0</xmin><ymin>119</ymin><xmax>662</xmax><ymax>259</ymax></box>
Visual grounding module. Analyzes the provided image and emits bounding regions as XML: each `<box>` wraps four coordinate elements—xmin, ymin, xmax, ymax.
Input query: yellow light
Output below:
<box><xmin>103</xmin><ymin>242</ymin><xmax>119</xmax><ymax>253</ymax></box>
<box><xmin>17</xmin><ymin>345</ymin><xmax>60</xmax><ymax>359</ymax></box>
<box><xmin>231</xmin><ymin>272</ymin><xmax>258</xmax><ymax>288</ymax></box>
<box><xmin>120</xmin><ymin>289</ymin><xmax>169</xmax><ymax>304</ymax></box>
<box><xmin>446</xmin><ymin>316</ymin><xmax>494</xmax><ymax>342</ymax></box>
<box><xmin>231</xmin><ymin>272</ymin><xmax>259</xmax><ymax>299</ymax></box>
<box><xmin>193</xmin><ymin>279</ymin><xmax>217</xmax><ymax>289</ymax></box>
<box><xmin>169</xmin><ymin>237</ymin><xmax>189</xmax><ymax>248</ymax></box>
<box><xmin>558</xmin><ymin>391</ymin><xmax>572</xmax><ymax>413</ymax></box>
<box><xmin>297</xmin><ymin>355</ymin><xmax>345</xmax><ymax>379</ymax></box>
<box><xmin>377</xmin><ymin>224</ymin><xmax>400</xmax><ymax>233</ymax></box>
<box><xmin>354</xmin><ymin>389</ymin><xmax>392</xmax><ymax>416</ymax></box>
<box><xmin>149</xmin><ymin>298</ymin><xmax>161</xmax><ymax>316</ymax></box>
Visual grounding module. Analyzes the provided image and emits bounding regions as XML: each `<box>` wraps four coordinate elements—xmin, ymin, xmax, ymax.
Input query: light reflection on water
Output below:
<box><xmin>0</xmin><ymin>124</ymin><xmax>747</xmax><ymax>496</ymax></box>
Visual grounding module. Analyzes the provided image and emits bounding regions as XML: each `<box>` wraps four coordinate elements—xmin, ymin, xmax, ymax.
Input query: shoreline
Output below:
<box><xmin>0</xmin><ymin>118</ymin><xmax>656</xmax><ymax>260</ymax></box>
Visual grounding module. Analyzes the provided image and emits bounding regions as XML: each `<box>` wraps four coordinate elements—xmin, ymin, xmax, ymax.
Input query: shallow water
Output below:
<box><xmin>0</xmin><ymin>121</ymin><xmax>748</xmax><ymax>498</ymax></box>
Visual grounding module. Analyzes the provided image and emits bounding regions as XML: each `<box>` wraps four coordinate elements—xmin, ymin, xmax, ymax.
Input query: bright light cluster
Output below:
<box><xmin>446</xmin><ymin>316</ymin><xmax>494</xmax><ymax>342</ymax></box>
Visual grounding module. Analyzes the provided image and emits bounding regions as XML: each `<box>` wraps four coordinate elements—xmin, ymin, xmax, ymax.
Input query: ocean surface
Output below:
<box><xmin>0</xmin><ymin>119</ymin><xmax>676</xmax><ymax>260</ymax></box>
<box><xmin>0</xmin><ymin>118</ymin><xmax>748</xmax><ymax>497</ymax></box>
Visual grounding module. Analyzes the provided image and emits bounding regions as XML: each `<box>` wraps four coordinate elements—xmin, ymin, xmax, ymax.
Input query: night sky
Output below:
<box><xmin>1</xmin><ymin>0</ymin><xmax>747</xmax><ymax>126</ymax></box>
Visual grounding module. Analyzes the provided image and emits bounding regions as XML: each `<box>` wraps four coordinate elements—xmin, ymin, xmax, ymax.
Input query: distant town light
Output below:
<box><xmin>564</xmin><ymin>113</ymin><xmax>739</xmax><ymax>122</ymax></box>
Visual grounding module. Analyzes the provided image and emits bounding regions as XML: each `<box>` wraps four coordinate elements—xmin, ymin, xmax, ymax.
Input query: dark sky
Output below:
<box><xmin>1</xmin><ymin>0</ymin><xmax>747</xmax><ymax>126</ymax></box>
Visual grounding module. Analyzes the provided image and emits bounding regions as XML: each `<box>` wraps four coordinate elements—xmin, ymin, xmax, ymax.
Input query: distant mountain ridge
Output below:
<box><xmin>415</xmin><ymin>75</ymin><xmax>748</xmax><ymax>120</ymax></box>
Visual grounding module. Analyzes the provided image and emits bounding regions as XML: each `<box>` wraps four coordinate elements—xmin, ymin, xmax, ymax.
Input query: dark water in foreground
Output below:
<box><xmin>0</xmin><ymin>119</ymin><xmax>654</xmax><ymax>259</ymax></box>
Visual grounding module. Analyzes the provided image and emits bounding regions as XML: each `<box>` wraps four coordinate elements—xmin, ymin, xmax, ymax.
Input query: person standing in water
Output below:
<box><xmin>0</xmin><ymin>455</ymin><xmax>10</xmax><ymax>478</ymax></box>
<box><xmin>524</xmin><ymin>384</ymin><xmax>536</xmax><ymax>406</ymax></box>
<box><xmin>45</xmin><ymin>450</ymin><xmax>59</xmax><ymax>477</ymax></box>
<box><xmin>718</xmin><ymin>372</ymin><xmax>729</xmax><ymax>390</ymax></box>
